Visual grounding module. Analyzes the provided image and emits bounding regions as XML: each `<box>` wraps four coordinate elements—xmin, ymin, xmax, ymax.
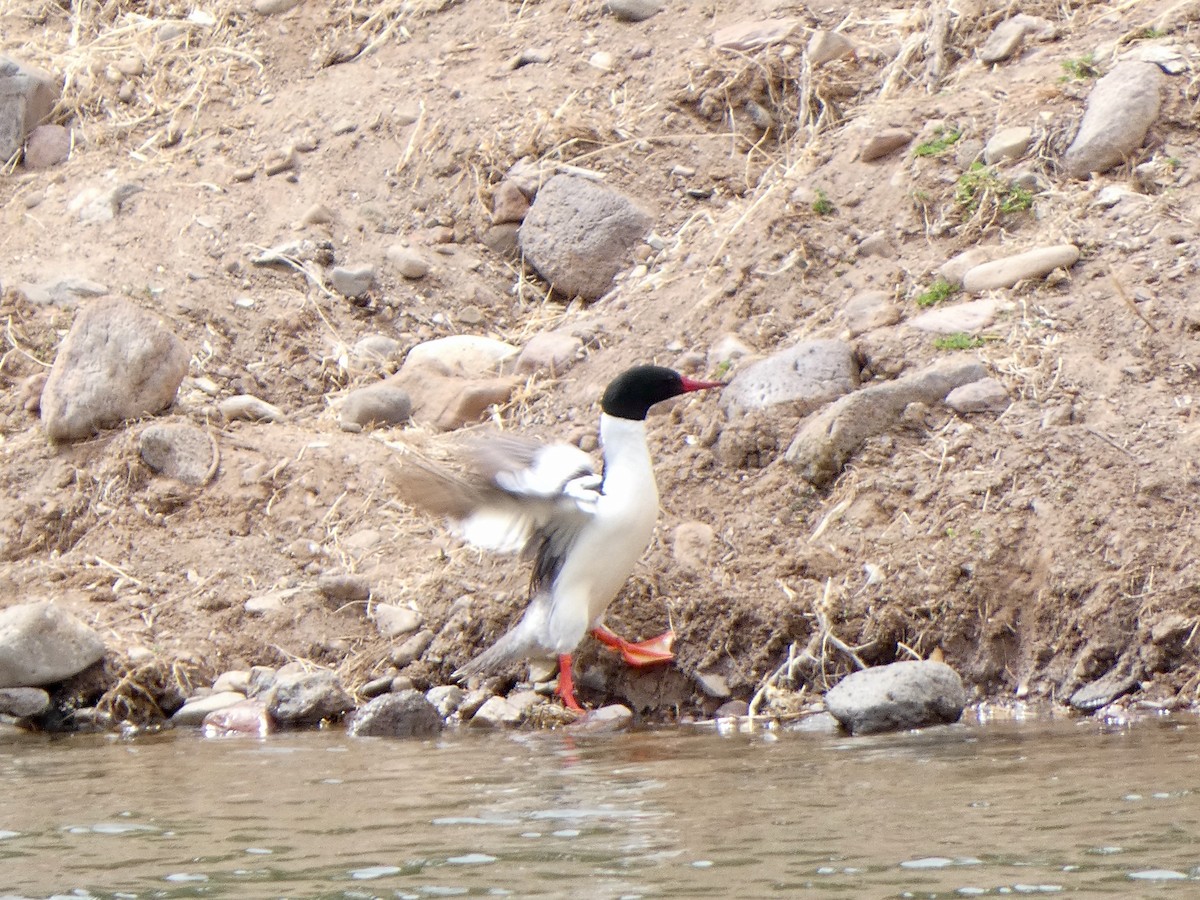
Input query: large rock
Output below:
<box><xmin>0</xmin><ymin>55</ymin><xmax>59</xmax><ymax>163</ymax></box>
<box><xmin>403</xmin><ymin>335</ymin><xmax>518</xmax><ymax>375</ymax></box>
<box><xmin>0</xmin><ymin>602</ymin><xmax>105</xmax><ymax>688</ymax></box>
<box><xmin>41</xmin><ymin>298</ymin><xmax>189</xmax><ymax>442</ymax></box>
<box><xmin>339</xmin><ymin>383</ymin><xmax>412</xmax><ymax>431</ymax></box>
<box><xmin>786</xmin><ymin>357</ymin><xmax>988</xmax><ymax>487</ymax></box>
<box><xmin>519</xmin><ymin>174</ymin><xmax>652</xmax><ymax>301</ymax></box>
<box><xmin>389</xmin><ymin>366</ymin><xmax>519</xmax><ymax>432</ymax></box>
<box><xmin>23</xmin><ymin>123</ymin><xmax>72</xmax><ymax>169</ymax></box>
<box><xmin>1063</xmin><ymin>61</ymin><xmax>1163</xmax><ymax>179</ymax></box>
<box><xmin>824</xmin><ymin>660</ymin><xmax>966</xmax><ymax>735</ymax></box>
<box><xmin>263</xmin><ymin>668</ymin><xmax>354</xmax><ymax>725</ymax></box>
<box><xmin>347</xmin><ymin>690</ymin><xmax>444</xmax><ymax>738</ymax></box>
<box><xmin>721</xmin><ymin>340</ymin><xmax>859</xmax><ymax>418</ymax></box>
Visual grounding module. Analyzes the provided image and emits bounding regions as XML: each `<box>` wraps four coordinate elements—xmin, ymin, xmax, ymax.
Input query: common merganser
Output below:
<box><xmin>399</xmin><ymin>365</ymin><xmax>722</xmax><ymax>712</ymax></box>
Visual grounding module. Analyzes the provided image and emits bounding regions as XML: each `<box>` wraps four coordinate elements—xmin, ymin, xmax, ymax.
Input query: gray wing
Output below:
<box><xmin>395</xmin><ymin>434</ymin><xmax>601</xmax><ymax>556</ymax></box>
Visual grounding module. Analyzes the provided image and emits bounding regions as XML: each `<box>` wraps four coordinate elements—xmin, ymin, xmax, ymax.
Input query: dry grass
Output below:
<box><xmin>12</xmin><ymin>0</ymin><xmax>266</xmax><ymax>154</ymax></box>
<box><xmin>96</xmin><ymin>653</ymin><xmax>204</xmax><ymax>725</ymax></box>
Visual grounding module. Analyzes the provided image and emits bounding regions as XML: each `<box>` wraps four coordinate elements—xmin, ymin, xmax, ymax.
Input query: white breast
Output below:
<box><xmin>543</xmin><ymin>415</ymin><xmax>660</xmax><ymax>653</ymax></box>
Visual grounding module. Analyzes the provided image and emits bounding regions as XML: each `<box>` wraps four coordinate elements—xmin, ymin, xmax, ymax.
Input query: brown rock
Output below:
<box><xmin>23</xmin><ymin>124</ymin><xmax>72</xmax><ymax>169</ymax></box>
<box><xmin>861</xmin><ymin>128</ymin><xmax>913</xmax><ymax>162</ymax></box>
<box><xmin>390</xmin><ymin>366</ymin><xmax>520</xmax><ymax>432</ymax></box>
<box><xmin>491</xmin><ymin>180</ymin><xmax>530</xmax><ymax>224</ymax></box>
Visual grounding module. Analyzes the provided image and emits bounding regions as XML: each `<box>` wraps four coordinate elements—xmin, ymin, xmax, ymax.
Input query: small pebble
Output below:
<box><xmin>386</xmin><ymin>245</ymin><xmax>431</xmax><ymax>279</ymax></box>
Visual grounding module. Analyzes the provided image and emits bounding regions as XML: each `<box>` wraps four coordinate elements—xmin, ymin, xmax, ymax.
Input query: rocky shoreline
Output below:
<box><xmin>5</xmin><ymin>0</ymin><xmax>1200</xmax><ymax>735</ymax></box>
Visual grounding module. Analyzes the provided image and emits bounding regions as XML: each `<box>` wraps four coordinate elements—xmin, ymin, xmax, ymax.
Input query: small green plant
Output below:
<box><xmin>1060</xmin><ymin>54</ymin><xmax>1099</xmax><ymax>81</ymax></box>
<box><xmin>934</xmin><ymin>332</ymin><xmax>987</xmax><ymax>351</ymax></box>
<box><xmin>812</xmin><ymin>188</ymin><xmax>834</xmax><ymax>216</ymax></box>
<box><xmin>915</xmin><ymin>279</ymin><xmax>957</xmax><ymax>308</ymax></box>
<box><xmin>1135</xmin><ymin>26</ymin><xmax>1166</xmax><ymax>40</ymax></box>
<box><xmin>713</xmin><ymin>359</ymin><xmax>733</xmax><ymax>380</ymax></box>
<box><xmin>914</xmin><ymin>126</ymin><xmax>963</xmax><ymax>158</ymax></box>
<box><xmin>954</xmin><ymin>163</ymin><xmax>1034</xmax><ymax>215</ymax></box>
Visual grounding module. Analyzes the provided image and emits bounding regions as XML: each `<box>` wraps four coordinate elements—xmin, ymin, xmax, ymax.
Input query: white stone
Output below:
<box><xmin>171</xmin><ymin>691</ymin><xmax>246</xmax><ymax>726</ymax></box>
<box><xmin>469</xmin><ymin>695</ymin><xmax>525</xmax><ymax>727</ymax></box>
<box><xmin>983</xmin><ymin>126</ymin><xmax>1033</xmax><ymax>164</ymax></box>
<box><xmin>808</xmin><ymin>29</ymin><xmax>854</xmax><ymax>66</ymax></box>
<box><xmin>908</xmin><ymin>299</ymin><xmax>999</xmax><ymax>334</ymax></box>
<box><xmin>938</xmin><ymin>248</ymin><xmax>996</xmax><ymax>287</ymax></box>
<box><xmin>219</xmin><ymin>394</ymin><xmax>286</xmax><ymax>423</ymax></box>
<box><xmin>961</xmin><ymin>244</ymin><xmax>1080</xmax><ymax>292</ymax></box>
<box><xmin>712</xmin><ymin>18</ymin><xmax>800</xmax><ymax>51</ymax></box>
<box><xmin>403</xmin><ymin>335</ymin><xmax>518</xmax><ymax>376</ymax></box>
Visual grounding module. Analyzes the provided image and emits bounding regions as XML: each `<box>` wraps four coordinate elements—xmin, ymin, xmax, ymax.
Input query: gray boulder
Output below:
<box><xmin>41</xmin><ymin>298</ymin><xmax>189</xmax><ymax>442</ymax></box>
<box><xmin>0</xmin><ymin>55</ymin><xmax>59</xmax><ymax>163</ymax></box>
<box><xmin>339</xmin><ymin>383</ymin><xmax>412</xmax><ymax>430</ymax></box>
<box><xmin>519</xmin><ymin>174</ymin><xmax>652</xmax><ymax>300</ymax></box>
<box><xmin>1063</xmin><ymin>61</ymin><xmax>1163</xmax><ymax>179</ymax></box>
<box><xmin>824</xmin><ymin>660</ymin><xmax>966</xmax><ymax>735</ymax></box>
<box><xmin>0</xmin><ymin>602</ymin><xmax>105</xmax><ymax>688</ymax></box>
<box><xmin>263</xmin><ymin>668</ymin><xmax>354</xmax><ymax>725</ymax></box>
<box><xmin>347</xmin><ymin>690</ymin><xmax>444</xmax><ymax>737</ymax></box>
<box><xmin>721</xmin><ymin>340</ymin><xmax>859</xmax><ymax>418</ymax></box>
<box><xmin>785</xmin><ymin>357</ymin><xmax>988</xmax><ymax>487</ymax></box>
<box><xmin>0</xmin><ymin>686</ymin><xmax>51</xmax><ymax>717</ymax></box>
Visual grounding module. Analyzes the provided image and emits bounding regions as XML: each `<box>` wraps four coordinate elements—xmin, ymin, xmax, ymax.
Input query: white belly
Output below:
<box><xmin>542</xmin><ymin>417</ymin><xmax>660</xmax><ymax>654</ymax></box>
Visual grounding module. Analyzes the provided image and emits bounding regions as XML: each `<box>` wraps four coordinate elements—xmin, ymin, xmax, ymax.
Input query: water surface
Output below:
<box><xmin>2</xmin><ymin>715</ymin><xmax>1198</xmax><ymax>898</ymax></box>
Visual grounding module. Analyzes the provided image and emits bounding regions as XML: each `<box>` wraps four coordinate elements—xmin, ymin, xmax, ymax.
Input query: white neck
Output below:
<box><xmin>599</xmin><ymin>413</ymin><xmax>656</xmax><ymax>496</ymax></box>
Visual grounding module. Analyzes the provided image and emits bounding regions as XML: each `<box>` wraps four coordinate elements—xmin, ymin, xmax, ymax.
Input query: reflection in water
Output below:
<box><xmin>0</xmin><ymin>716</ymin><xmax>1199</xmax><ymax>898</ymax></box>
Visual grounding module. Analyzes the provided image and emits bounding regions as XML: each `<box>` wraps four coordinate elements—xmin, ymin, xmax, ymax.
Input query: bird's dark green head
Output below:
<box><xmin>600</xmin><ymin>365</ymin><xmax>723</xmax><ymax>421</ymax></box>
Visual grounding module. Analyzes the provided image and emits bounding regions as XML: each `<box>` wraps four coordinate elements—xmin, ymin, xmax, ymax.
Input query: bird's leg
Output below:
<box><xmin>591</xmin><ymin>623</ymin><xmax>675</xmax><ymax>667</ymax></box>
<box><xmin>555</xmin><ymin>653</ymin><xmax>585</xmax><ymax>712</ymax></box>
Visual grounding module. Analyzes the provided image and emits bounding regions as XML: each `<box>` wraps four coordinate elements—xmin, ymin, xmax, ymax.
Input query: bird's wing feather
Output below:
<box><xmin>394</xmin><ymin>435</ymin><xmax>600</xmax><ymax>555</ymax></box>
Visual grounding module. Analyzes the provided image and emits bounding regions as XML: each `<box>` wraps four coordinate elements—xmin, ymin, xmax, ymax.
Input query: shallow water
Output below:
<box><xmin>1</xmin><ymin>714</ymin><xmax>1198</xmax><ymax>899</ymax></box>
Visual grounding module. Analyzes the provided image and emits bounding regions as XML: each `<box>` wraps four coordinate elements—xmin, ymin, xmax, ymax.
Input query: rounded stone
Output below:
<box><xmin>139</xmin><ymin>423</ymin><xmax>216</xmax><ymax>486</ymax></box>
<box><xmin>340</xmin><ymin>384</ymin><xmax>412</xmax><ymax>430</ymax></box>
<box><xmin>24</xmin><ymin>124</ymin><xmax>72</xmax><ymax>169</ymax></box>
